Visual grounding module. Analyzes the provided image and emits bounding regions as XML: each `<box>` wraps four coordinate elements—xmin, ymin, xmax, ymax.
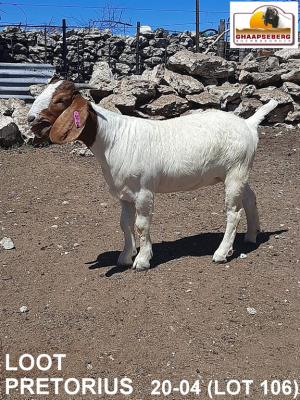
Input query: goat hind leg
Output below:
<box><xmin>213</xmin><ymin>180</ymin><xmax>244</xmax><ymax>263</ymax></box>
<box><xmin>243</xmin><ymin>183</ymin><xmax>260</xmax><ymax>243</ymax></box>
<box><xmin>118</xmin><ymin>200</ymin><xmax>137</xmax><ymax>267</ymax></box>
<box><xmin>132</xmin><ymin>191</ymin><xmax>154</xmax><ymax>272</ymax></box>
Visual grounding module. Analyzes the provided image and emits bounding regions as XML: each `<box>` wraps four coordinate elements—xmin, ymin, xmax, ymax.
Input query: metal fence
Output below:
<box><xmin>0</xmin><ymin>63</ymin><xmax>56</xmax><ymax>101</ymax></box>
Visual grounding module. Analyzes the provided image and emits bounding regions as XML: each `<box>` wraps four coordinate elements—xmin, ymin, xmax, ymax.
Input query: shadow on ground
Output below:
<box><xmin>86</xmin><ymin>230</ymin><xmax>287</xmax><ymax>277</ymax></box>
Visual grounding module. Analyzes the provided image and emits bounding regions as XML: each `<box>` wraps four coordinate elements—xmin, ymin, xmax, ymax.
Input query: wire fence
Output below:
<box><xmin>0</xmin><ymin>19</ymin><xmax>248</xmax><ymax>81</ymax></box>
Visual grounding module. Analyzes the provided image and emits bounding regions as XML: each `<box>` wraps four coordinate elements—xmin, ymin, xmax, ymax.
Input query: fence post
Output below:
<box><xmin>195</xmin><ymin>0</ymin><xmax>200</xmax><ymax>52</ymax></box>
<box><xmin>77</xmin><ymin>40</ymin><xmax>80</xmax><ymax>82</ymax></box>
<box><xmin>217</xmin><ymin>19</ymin><xmax>225</xmax><ymax>58</ymax></box>
<box><xmin>44</xmin><ymin>27</ymin><xmax>47</xmax><ymax>63</ymax></box>
<box><xmin>239</xmin><ymin>49</ymin><xmax>246</xmax><ymax>62</ymax></box>
<box><xmin>136</xmin><ymin>21</ymin><xmax>140</xmax><ymax>75</ymax></box>
<box><xmin>62</xmin><ymin>19</ymin><xmax>68</xmax><ymax>79</ymax></box>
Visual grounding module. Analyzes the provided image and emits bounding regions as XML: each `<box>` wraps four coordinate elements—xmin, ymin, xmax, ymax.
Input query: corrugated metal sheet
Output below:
<box><xmin>0</xmin><ymin>63</ymin><xmax>56</xmax><ymax>102</ymax></box>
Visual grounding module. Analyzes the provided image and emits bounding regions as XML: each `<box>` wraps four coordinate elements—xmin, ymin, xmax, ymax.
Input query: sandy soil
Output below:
<box><xmin>0</xmin><ymin>125</ymin><xmax>299</xmax><ymax>399</ymax></box>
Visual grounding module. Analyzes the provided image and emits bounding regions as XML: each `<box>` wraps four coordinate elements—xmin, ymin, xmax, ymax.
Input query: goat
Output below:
<box><xmin>27</xmin><ymin>80</ymin><xmax>278</xmax><ymax>271</ymax></box>
<box><xmin>262</xmin><ymin>7</ymin><xmax>291</xmax><ymax>29</ymax></box>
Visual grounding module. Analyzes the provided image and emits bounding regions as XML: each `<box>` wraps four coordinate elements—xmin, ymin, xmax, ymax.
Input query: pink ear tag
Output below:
<box><xmin>74</xmin><ymin>111</ymin><xmax>81</xmax><ymax>128</ymax></box>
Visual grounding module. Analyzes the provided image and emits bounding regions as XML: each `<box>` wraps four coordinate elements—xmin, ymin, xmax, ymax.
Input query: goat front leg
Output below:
<box><xmin>118</xmin><ymin>200</ymin><xmax>137</xmax><ymax>267</ymax></box>
<box><xmin>132</xmin><ymin>190</ymin><xmax>154</xmax><ymax>272</ymax></box>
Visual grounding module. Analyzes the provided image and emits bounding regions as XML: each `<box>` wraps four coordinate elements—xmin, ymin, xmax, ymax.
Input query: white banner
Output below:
<box><xmin>230</xmin><ymin>2</ymin><xmax>298</xmax><ymax>48</ymax></box>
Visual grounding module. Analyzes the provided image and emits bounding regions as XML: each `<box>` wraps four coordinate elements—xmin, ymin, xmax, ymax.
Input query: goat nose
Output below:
<box><xmin>27</xmin><ymin>115</ymin><xmax>35</xmax><ymax>123</ymax></box>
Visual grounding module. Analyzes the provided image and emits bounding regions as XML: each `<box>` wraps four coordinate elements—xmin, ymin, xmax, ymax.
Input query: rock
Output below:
<box><xmin>12</xmin><ymin>105</ymin><xmax>32</xmax><ymax>141</ymax></box>
<box><xmin>163</xmin><ymin>69</ymin><xmax>204</xmax><ymax>96</ymax></box>
<box><xmin>253</xmin><ymin>87</ymin><xmax>293</xmax><ymax>105</ymax></box>
<box><xmin>0</xmin><ymin>98</ymin><xmax>26</xmax><ymax>116</ymax></box>
<box><xmin>0</xmin><ymin>116</ymin><xmax>23</xmax><ymax>147</ymax></box>
<box><xmin>251</xmin><ymin>70</ymin><xmax>285</xmax><ymax>87</ymax></box>
<box><xmin>241</xmin><ymin>85</ymin><xmax>256</xmax><ymax>98</ymax></box>
<box><xmin>99</xmin><ymin>94</ymin><xmax>136</xmax><ymax>114</ymax></box>
<box><xmin>0</xmin><ymin>237</ymin><xmax>15</xmax><ymax>250</ymax></box>
<box><xmin>157</xmin><ymin>85</ymin><xmax>177</xmax><ymax>96</ymax></box>
<box><xmin>141</xmin><ymin>64</ymin><xmax>165</xmax><ymax>85</ymax></box>
<box><xmin>253</xmin><ymin>88</ymin><xmax>293</xmax><ymax>122</ymax></box>
<box><xmin>246</xmin><ymin>307</ymin><xmax>257</xmax><ymax>315</ymax></box>
<box><xmin>29</xmin><ymin>84</ymin><xmax>47</xmax><ymax>98</ymax></box>
<box><xmin>274</xmin><ymin>48</ymin><xmax>300</xmax><ymax>62</ymax></box>
<box><xmin>285</xmin><ymin>103</ymin><xmax>300</xmax><ymax>123</ymax></box>
<box><xmin>186</xmin><ymin>92</ymin><xmax>220</xmax><ymax>108</ymax></box>
<box><xmin>208</xmin><ymin>82</ymin><xmax>245</xmax><ymax>109</ymax></box>
<box><xmin>89</xmin><ymin>61</ymin><xmax>116</xmax><ymax>99</ymax></box>
<box><xmin>141</xmin><ymin>94</ymin><xmax>191</xmax><ymax>117</ymax></box>
<box><xmin>234</xmin><ymin>98</ymin><xmax>263</xmax><ymax>118</ymax></box>
<box><xmin>238</xmin><ymin>70</ymin><xmax>252</xmax><ymax>84</ymax></box>
<box><xmin>19</xmin><ymin>306</ymin><xmax>28</xmax><ymax>313</ymax></box>
<box><xmin>115</xmin><ymin>63</ymin><xmax>131</xmax><ymax>75</ymax></box>
<box><xmin>70</xmin><ymin>147</ymin><xmax>94</xmax><ymax>157</ymax></box>
<box><xmin>282</xmin><ymin>82</ymin><xmax>300</xmax><ymax>98</ymax></box>
<box><xmin>240</xmin><ymin>52</ymin><xmax>260</xmax><ymax>72</ymax></box>
<box><xmin>115</xmin><ymin>76</ymin><xmax>157</xmax><ymax>104</ymax></box>
<box><xmin>281</xmin><ymin>69</ymin><xmax>300</xmax><ymax>83</ymax></box>
<box><xmin>258</xmin><ymin>57</ymin><xmax>280</xmax><ymax>73</ymax></box>
<box><xmin>168</xmin><ymin>50</ymin><xmax>233</xmax><ymax>79</ymax></box>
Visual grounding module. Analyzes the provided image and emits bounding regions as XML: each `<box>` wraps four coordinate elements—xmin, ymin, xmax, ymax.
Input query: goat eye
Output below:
<box><xmin>54</xmin><ymin>98</ymin><xmax>65</xmax><ymax>104</ymax></box>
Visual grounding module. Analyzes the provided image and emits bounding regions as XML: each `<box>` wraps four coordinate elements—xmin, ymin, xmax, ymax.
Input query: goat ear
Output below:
<box><xmin>50</xmin><ymin>96</ymin><xmax>89</xmax><ymax>144</ymax></box>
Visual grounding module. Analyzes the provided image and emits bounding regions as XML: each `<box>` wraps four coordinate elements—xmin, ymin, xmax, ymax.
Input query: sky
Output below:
<box><xmin>0</xmin><ymin>0</ymin><xmax>231</xmax><ymax>35</ymax></box>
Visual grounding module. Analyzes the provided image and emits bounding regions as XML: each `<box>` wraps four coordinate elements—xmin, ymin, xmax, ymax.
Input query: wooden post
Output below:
<box><xmin>217</xmin><ymin>19</ymin><xmax>225</xmax><ymax>58</ymax></box>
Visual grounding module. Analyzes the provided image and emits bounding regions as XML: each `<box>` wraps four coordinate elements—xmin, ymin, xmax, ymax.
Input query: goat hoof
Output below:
<box><xmin>133</xmin><ymin>258</ymin><xmax>150</xmax><ymax>271</ymax></box>
<box><xmin>212</xmin><ymin>253</ymin><xmax>227</xmax><ymax>264</ymax></box>
<box><xmin>117</xmin><ymin>260</ymin><xmax>133</xmax><ymax>269</ymax></box>
<box><xmin>212</xmin><ymin>259</ymin><xmax>227</xmax><ymax>264</ymax></box>
<box><xmin>244</xmin><ymin>233</ymin><xmax>257</xmax><ymax>243</ymax></box>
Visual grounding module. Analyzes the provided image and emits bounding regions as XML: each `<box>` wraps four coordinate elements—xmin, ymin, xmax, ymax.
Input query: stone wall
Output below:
<box><xmin>1</xmin><ymin>47</ymin><xmax>300</xmax><ymax>148</ymax></box>
<box><xmin>84</xmin><ymin>49</ymin><xmax>300</xmax><ymax>125</ymax></box>
<box><xmin>0</xmin><ymin>25</ymin><xmax>232</xmax><ymax>81</ymax></box>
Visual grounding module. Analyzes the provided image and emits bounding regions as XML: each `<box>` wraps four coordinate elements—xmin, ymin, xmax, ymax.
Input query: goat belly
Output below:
<box><xmin>155</xmin><ymin>168</ymin><xmax>224</xmax><ymax>193</ymax></box>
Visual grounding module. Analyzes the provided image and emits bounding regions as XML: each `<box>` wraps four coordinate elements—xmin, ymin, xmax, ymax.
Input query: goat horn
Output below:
<box><xmin>74</xmin><ymin>83</ymin><xmax>99</xmax><ymax>91</ymax></box>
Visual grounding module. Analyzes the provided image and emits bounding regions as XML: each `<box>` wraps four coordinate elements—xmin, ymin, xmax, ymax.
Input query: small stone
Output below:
<box><xmin>247</xmin><ymin>307</ymin><xmax>257</xmax><ymax>315</ymax></box>
<box><xmin>240</xmin><ymin>253</ymin><xmax>247</xmax><ymax>259</ymax></box>
<box><xmin>19</xmin><ymin>306</ymin><xmax>28</xmax><ymax>313</ymax></box>
<box><xmin>62</xmin><ymin>201</ymin><xmax>69</xmax><ymax>205</ymax></box>
<box><xmin>0</xmin><ymin>237</ymin><xmax>15</xmax><ymax>250</ymax></box>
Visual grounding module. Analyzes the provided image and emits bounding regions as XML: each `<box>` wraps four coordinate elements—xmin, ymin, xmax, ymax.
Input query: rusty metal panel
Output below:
<box><xmin>0</xmin><ymin>63</ymin><xmax>55</xmax><ymax>102</ymax></box>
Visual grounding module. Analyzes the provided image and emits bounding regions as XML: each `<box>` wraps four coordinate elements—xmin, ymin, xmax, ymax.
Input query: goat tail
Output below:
<box><xmin>246</xmin><ymin>99</ymin><xmax>278</xmax><ymax>130</ymax></box>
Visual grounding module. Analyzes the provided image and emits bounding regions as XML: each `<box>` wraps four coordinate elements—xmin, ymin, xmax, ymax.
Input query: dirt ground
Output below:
<box><xmin>0</xmin><ymin>125</ymin><xmax>299</xmax><ymax>400</ymax></box>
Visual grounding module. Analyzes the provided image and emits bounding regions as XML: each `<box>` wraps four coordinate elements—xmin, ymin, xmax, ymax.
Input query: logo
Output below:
<box><xmin>230</xmin><ymin>2</ymin><xmax>298</xmax><ymax>48</ymax></box>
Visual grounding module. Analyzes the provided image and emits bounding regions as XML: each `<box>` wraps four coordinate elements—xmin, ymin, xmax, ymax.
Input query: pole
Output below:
<box><xmin>195</xmin><ymin>0</ymin><xmax>200</xmax><ymax>52</ymax></box>
<box><xmin>44</xmin><ymin>28</ymin><xmax>47</xmax><ymax>63</ymax></box>
<box><xmin>136</xmin><ymin>21</ymin><xmax>140</xmax><ymax>74</ymax></box>
<box><xmin>62</xmin><ymin>19</ymin><xmax>67</xmax><ymax>79</ymax></box>
<box><xmin>217</xmin><ymin>19</ymin><xmax>225</xmax><ymax>58</ymax></box>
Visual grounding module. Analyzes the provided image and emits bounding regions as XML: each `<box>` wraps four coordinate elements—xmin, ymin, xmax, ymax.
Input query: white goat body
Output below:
<box><xmin>28</xmin><ymin>81</ymin><xmax>278</xmax><ymax>270</ymax></box>
<box><xmin>89</xmin><ymin>107</ymin><xmax>257</xmax><ymax>197</ymax></box>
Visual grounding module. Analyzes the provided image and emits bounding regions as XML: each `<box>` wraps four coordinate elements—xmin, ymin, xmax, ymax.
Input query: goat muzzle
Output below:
<box><xmin>30</xmin><ymin>119</ymin><xmax>52</xmax><ymax>138</ymax></box>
